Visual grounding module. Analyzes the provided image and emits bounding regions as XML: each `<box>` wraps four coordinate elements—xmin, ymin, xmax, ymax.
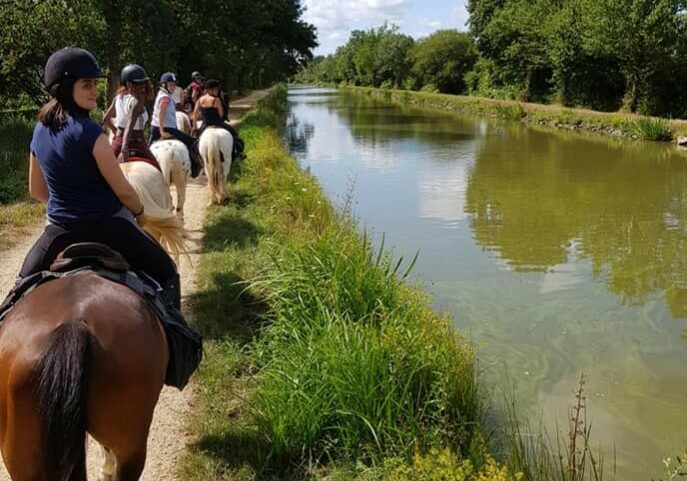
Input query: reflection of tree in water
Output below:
<box><xmin>285</xmin><ymin>113</ymin><xmax>315</xmax><ymax>156</ymax></box>
<box><xmin>332</xmin><ymin>93</ymin><xmax>477</xmax><ymax>146</ymax></box>
<box><xmin>465</xmin><ymin>127</ymin><xmax>687</xmax><ymax>317</ymax></box>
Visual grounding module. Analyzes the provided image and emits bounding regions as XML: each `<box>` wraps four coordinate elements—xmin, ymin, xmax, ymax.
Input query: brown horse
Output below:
<box><xmin>0</xmin><ymin>271</ymin><xmax>168</xmax><ymax>481</ymax></box>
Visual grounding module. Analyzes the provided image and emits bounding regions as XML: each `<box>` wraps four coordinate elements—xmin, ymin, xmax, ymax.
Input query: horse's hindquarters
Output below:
<box><xmin>0</xmin><ymin>274</ymin><xmax>167</xmax><ymax>480</ymax></box>
<box><xmin>150</xmin><ymin>140</ymin><xmax>192</xmax><ymax>220</ymax></box>
<box><xmin>199</xmin><ymin>128</ymin><xmax>233</xmax><ymax>205</ymax></box>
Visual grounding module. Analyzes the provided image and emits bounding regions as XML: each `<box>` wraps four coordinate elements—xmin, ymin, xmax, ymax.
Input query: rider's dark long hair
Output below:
<box><xmin>37</xmin><ymin>80</ymin><xmax>89</xmax><ymax>129</ymax></box>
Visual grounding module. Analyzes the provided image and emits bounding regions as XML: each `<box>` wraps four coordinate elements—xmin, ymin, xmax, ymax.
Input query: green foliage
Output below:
<box><xmin>250</xmin><ymin>229</ymin><xmax>483</xmax><ymax>467</ymax></box>
<box><xmin>299</xmin><ymin>1</ymin><xmax>687</xmax><ymax>117</ymax></box>
<box><xmin>631</xmin><ymin>117</ymin><xmax>674</xmax><ymax>141</ymax></box>
<box><xmin>0</xmin><ymin>0</ymin><xmax>316</xmax><ymax>107</ymax></box>
<box><xmin>410</xmin><ymin>31</ymin><xmax>478</xmax><ymax>94</ymax></box>
<box><xmin>385</xmin><ymin>450</ymin><xmax>522</xmax><ymax>481</ymax></box>
<box><xmin>295</xmin><ymin>24</ymin><xmax>415</xmax><ymax>89</ymax></box>
<box><xmin>0</xmin><ymin>117</ymin><xmax>33</xmax><ymax>203</ymax></box>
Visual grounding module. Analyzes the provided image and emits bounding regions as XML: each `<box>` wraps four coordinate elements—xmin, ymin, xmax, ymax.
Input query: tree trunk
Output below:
<box><xmin>623</xmin><ymin>76</ymin><xmax>639</xmax><ymax>113</ymax></box>
<box><xmin>100</xmin><ymin>0</ymin><xmax>120</xmax><ymax>104</ymax></box>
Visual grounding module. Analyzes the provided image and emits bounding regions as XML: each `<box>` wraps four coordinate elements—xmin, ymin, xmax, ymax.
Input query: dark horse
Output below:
<box><xmin>0</xmin><ymin>271</ymin><xmax>168</xmax><ymax>481</ymax></box>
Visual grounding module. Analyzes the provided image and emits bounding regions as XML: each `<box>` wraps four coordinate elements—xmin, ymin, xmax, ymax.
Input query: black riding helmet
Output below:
<box><xmin>205</xmin><ymin>79</ymin><xmax>221</xmax><ymax>90</ymax></box>
<box><xmin>120</xmin><ymin>64</ymin><xmax>150</xmax><ymax>84</ymax></box>
<box><xmin>43</xmin><ymin>47</ymin><xmax>102</xmax><ymax>89</ymax></box>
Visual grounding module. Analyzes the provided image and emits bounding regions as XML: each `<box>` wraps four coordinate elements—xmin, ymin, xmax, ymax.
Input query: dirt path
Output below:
<box><xmin>0</xmin><ymin>88</ymin><xmax>272</xmax><ymax>480</ymax></box>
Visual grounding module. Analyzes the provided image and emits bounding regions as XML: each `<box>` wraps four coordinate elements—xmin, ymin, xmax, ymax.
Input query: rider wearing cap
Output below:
<box><xmin>187</xmin><ymin>71</ymin><xmax>204</xmax><ymax>111</ymax></box>
<box><xmin>103</xmin><ymin>64</ymin><xmax>160</xmax><ymax>171</ymax></box>
<box><xmin>16</xmin><ymin>48</ymin><xmax>189</xmax><ymax>331</ymax></box>
<box><xmin>150</xmin><ymin>72</ymin><xmax>201</xmax><ymax>177</ymax></box>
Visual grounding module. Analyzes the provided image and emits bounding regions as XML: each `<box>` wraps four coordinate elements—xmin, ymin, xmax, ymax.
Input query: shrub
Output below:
<box><xmin>631</xmin><ymin>117</ymin><xmax>673</xmax><ymax>141</ymax></box>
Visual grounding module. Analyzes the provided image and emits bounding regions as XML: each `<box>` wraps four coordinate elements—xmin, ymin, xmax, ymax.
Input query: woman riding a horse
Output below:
<box><xmin>0</xmin><ymin>47</ymin><xmax>200</xmax><ymax>481</ymax></box>
<box><xmin>150</xmin><ymin>72</ymin><xmax>201</xmax><ymax>177</ymax></box>
<box><xmin>103</xmin><ymin>64</ymin><xmax>160</xmax><ymax>171</ymax></box>
<box><xmin>191</xmin><ymin>79</ymin><xmax>245</xmax><ymax>162</ymax></box>
<box><xmin>16</xmin><ymin>48</ymin><xmax>189</xmax><ymax>319</ymax></box>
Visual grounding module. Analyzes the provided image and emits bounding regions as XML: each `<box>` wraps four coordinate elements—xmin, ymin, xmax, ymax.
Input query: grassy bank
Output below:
<box><xmin>0</xmin><ymin>117</ymin><xmax>45</xmax><ymax>247</ymax></box>
<box><xmin>336</xmin><ymin>85</ymin><xmax>687</xmax><ymax>143</ymax></box>
<box><xmin>182</xmin><ymin>86</ymin><xmax>522</xmax><ymax>480</ymax></box>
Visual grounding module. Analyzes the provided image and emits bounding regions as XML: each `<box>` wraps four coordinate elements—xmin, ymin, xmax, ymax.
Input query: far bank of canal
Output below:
<box><xmin>284</xmin><ymin>86</ymin><xmax>687</xmax><ymax>480</ymax></box>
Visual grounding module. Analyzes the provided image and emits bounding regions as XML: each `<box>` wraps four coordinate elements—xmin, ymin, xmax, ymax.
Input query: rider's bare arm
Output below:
<box><xmin>191</xmin><ymin>98</ymin><xmax>201</xmax><ymax>124</ymax></box>
<box><xmin>28</xmin><ymin>154</ymin><xmax>49</xmax><ymax>203</ymax></box>
<box><xmin>102</xmin><ymin>98</ymin><xmax>117</xmax><ymax>133</ymax></box>
<box><xmin>93</xmin><ymin>134</ymin><xmax>144</xmax><ymax>215</ymax></box>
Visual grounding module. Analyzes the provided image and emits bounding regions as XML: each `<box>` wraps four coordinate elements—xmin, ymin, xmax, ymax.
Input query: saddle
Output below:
<box><xmin>50</xmin><ymin>243</ymin><xmax>130</xmax><ymax>272</ymax></box>
<box><xmin>0</xmin><ymin>242</ymin><xmax>202</xmax><ymax>390</ymax></box>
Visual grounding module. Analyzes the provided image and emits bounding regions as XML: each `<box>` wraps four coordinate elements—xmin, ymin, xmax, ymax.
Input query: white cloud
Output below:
<box><xmin>303</xmin><ymin>0</ymin><xmax>411</xmax><ymax>54</ymax></box>
<box><xmin>451</xmin><ymin>3</ymin><xmax>469</xmax><ymax>30</ymax></box>
<box><xmin>405</xmin><ymin>17</ymin><xmax>444</xmax><ymax>39</ymax></box>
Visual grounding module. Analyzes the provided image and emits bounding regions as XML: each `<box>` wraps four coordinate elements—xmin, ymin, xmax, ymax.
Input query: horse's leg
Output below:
<box><xmin>0</xmin><ymin>363</ymin><xmax>46</xmax><ymax>481</ymax></box>
<box><xmin>99</xmin><ymin>444</ymin><xmax>117</xmax><ymax>481</ymax></box>
<box><xmin>172</xmin><ymin>167</ymin><xmax>187</xmax><ymax>220</ymax></box>
<box><xmin>115</xmin><ymin>446</ymin><xmax>147</xmax><ymax>481</ymax></box>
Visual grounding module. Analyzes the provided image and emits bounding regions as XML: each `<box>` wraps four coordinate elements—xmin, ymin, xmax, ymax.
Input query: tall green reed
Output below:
<box><xmin>248</xmin><ymin>223</ymin><xmax>483</xmax><ymax>469</ymax></box>
<box><xmin>505</xmin><ymin>375</ymin><xmax>613</xmax><ymax>481</ymax></box>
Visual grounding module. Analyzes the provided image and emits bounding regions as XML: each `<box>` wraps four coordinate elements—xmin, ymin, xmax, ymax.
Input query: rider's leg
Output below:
<box><xmin>149</xmin><ymin>126</ymin><xmax>162</xmax><ymax>145</ymax></box>
<box><xmin>18</xmin><ymin>223</ymin><xmax>78</xmax><ymax>281</ymax></box>
<box><xmin>166</xmin><ymin>127</ymin><xmax>201</xmax><ymax>177</ymax></box>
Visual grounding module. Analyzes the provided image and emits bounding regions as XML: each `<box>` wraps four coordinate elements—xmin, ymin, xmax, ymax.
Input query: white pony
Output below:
<box><xmin>119</xmin><ymin>161</ymin><xmax>187</xmax><ymax>258</ymax></box>
<box><xmin>176</xmin><ymin>111</ymin><xmax>191</xmax><ymax>134</ymax></box>
<box><xmin>198</xmin><ymin>127</ymin><xmax>233</xmax><ymax>205</ymax></box>
<box><xmin>150</xmin><ymin>139</ymin><xmax>192</xmax><ymax>219</ymax></box>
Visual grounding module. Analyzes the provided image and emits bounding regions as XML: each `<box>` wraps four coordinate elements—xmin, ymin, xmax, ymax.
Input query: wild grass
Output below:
<box><xmin>630</xmin><ymin>117</ymin><xmax>673</xmax><ymax>141</ymax></box>
<box><xmin>504</xmin><ymin>375</ymin><xmax>612</xmax><ymax>481</ymax></box>
<box><xmin>250</xmin><ymin>230</ymin><xmax>482</xmax><ymax>466</ymax></box>
<box><xmin>184</xmin><ymin>85</ymin><xmax>488</xmax><ymax>480</ymax></box>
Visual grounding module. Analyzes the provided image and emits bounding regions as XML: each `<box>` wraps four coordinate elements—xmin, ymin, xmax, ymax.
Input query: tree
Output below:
<box><xmin>410</xmin><ymin>30</ymin><xmax>478</xmax><ymax>94</ymax></box>
<box><xmin>0</xmin><ymin>0</ymin><xmax>104</xmax><ymax>106</ymax></box>
<box><xmin>374</xmin><ymin>25</ymin><xmax>414</xmax><ymax>88</ymax></box>
<box><xmin>587</xmin><ymin>0</ymin><xmax>685</xmax><ymax>113</ymax></box>
<box><xmin>0</xmin><ymin>0</ymin><xmax>316</xmax><ymax>107</ymax></box>
<box><xmin>467</xmin><ymin>0</ymin><xmax>505</xmax><ymax>57</ymax></box>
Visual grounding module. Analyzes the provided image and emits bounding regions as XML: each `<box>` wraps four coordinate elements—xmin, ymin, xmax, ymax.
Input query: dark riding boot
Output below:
<box><xmin>159</xmin><ymin>273</ymin><xmax>203</xmax><ymax>389</ymax></box>
<box><xmin>161</xmin><ymin>272</ymin><xmax>182</xmax><ymax>311</ymax></box>
<box><xmin>189</xmin><ymin>141</ymin><xmax>202</xmax><ymax>179</ymax></box>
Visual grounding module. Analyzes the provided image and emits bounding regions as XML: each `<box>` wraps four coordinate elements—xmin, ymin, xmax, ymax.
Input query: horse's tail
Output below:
<box><xmin>201</xmin><ymin>130</ymin><xmax>230</xmax><ymax>204</ymax></box>
<box><xmin>120</xmin><ymin>160</ymin><xmax>188</xmax><ymax>259</ymax></box>
<box><xmin>205</xmin><ymin>131</ymin><xmax>224</xmax><ymax>202</ymax></box>
<box><xmin>36</xmin><ymin>321</ymin><xmax>91</xmax><ymax>481</ymax></box>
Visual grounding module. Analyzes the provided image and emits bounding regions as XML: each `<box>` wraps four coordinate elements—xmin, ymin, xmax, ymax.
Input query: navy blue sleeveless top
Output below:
<box><xmin>30</xmin><ymin>116</ymin><xmax>122</xmax><ymax>223</ymax></box>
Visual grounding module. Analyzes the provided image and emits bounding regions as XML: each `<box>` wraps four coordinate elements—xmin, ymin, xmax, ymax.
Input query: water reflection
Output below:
<box><xmin>285</xmin><ymin>114</ymin><xmax>315</xmax><ymax>156</ymax></box>
<box><xmin>465</xmin><ymin>125</ymin><xmax>687</xmax><ymax>315</ymax></box>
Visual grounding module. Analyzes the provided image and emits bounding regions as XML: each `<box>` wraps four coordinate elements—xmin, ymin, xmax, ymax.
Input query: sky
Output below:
<box><xmin>302</xmin><ymin>0</ymin><xmax>470</xmax><ymax>56</ymax></box>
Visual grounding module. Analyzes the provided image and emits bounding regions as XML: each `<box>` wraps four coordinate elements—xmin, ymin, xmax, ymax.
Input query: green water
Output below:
<box><xmin>285</xmin><ymin>87</ymin><xmax>687</xmax><ymax>479</ymax></box>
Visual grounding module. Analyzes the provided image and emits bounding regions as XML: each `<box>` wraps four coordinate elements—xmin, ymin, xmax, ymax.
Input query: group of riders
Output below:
<box><xmin>0</xmin><ymin>47</ymin><xmax>214</xmax><ymax>389</ymax></box>
<box><xmin>103</xmin><ymin>63</ymin><xmax>244</xmax><ymax>179</ymax></box>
